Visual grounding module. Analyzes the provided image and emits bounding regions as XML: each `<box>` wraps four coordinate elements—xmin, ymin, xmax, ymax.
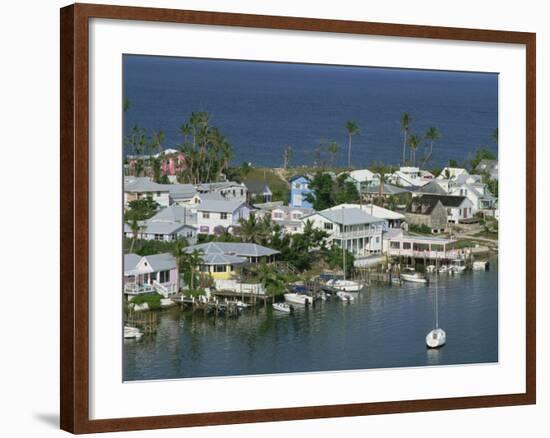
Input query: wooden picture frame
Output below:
<box><xmin>60</xmin><ymin>3</ymin><xmax>536</xmax><ymax>433</ymax></box>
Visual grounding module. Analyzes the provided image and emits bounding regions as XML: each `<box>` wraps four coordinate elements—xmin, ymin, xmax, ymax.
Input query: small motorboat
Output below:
<box><xmin>426</xmin><ymin>265</ymin><xmax>436</xmax><ymax>273</ymax></box>
<box><xmin>400</xmin><ymin>268</ymin><xmax>428</xmax><ymax>284</ymax></box>
<box><xmin>426</xmin><ymin>328</ymin><xmax>446</xmax><ymax>348</ymax></box>
<box><xmin>272</xmin><ymin>302</ymin><xmax>292</xmax><ymax>313</ymax></box>
<box><xmin>124</xmin><ymin>326</ymin><xmax>143</xmax><ymax>339</ymax></box>
<box><xmin>284</xmin><ymin>293</ymin><xmax>312</xmax><ymax>305</ymax></box>
<box><xmin>450</xmin><ymin>259</ymin><xmax>467</xmax><ymax>273</ymax></box>
<box><xmin>336</xmin><ymin>291</ymin><xmax>355</xmax><ymax>302</ymax></box>
<box><xmin>328</xmin><ymin>279</ymin><xmax>363</xmax><ymax>292</ymax></box>
<box><xmin>473</xmin><ymin>260</ymin><xmax>489</xmax><ymax>271</ymax></box>
<box><xmin>438</xmin><ymin>265</ymin><xmax>450</xmax><ymax>274</ymax></box>
<box><xmin>236</xmin><ymin>300</ymin><xmax>250</xmax><ymax>309</ymax></box>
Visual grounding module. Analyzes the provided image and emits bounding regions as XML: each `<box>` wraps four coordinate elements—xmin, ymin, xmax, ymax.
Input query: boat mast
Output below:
<box><xmin>342</xmin><ymin>206</ymin><xmax>346</xmax><ymax>282</ymax></box>
<box><xmin>435</xmin><ymin>258</ymin><xmax>439</xmax><ymax>329</ymax></box>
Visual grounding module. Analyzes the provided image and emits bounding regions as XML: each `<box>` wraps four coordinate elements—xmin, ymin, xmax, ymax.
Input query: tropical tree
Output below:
<box><xmin>420</xmin><ymin>126</ymin><xmax>441</xmax><ymax>169</ymax></box>
<box><xmin>327</xmin><ymin>141</ymin><xmax>340</xmax><ymax>167</ymax></box>
<box><xmin>254</xmin><ymin>262</ymin><xmax>286</xmax><ymax>296</ymax></box>
<box><xmin>369</xmin><ymin>162</ymin><xmax>391</xmax><ymax>206</ymax></box>
<box><xmin>181</xmin><ymin>249</ymin><xmax>204</xmax><ymax>291</ymax></box>
<box><xmin>282</xmin><ymin>146</ymin><xmax>293</xmax><ymax>170</ymax></box>
<box><xmin>408</xmin><ymin>133</ymin><xmax>421</xmax><ymax>167</ymax></box>
<box><xmin>400</xmin><ymin>113</ymin><xmax>412</xmax><ymax>166</ymax></box>
<box><xmin>345</xmin><ymin>120</ymin><xmax>360</xmax><ymax>168</ymax></box>
<box><xmin>171</xmin><ymin>239</ymin><xmax>188</xmax><ymax>292</ymax></box>
<box><xmin>127</xmin><ymin>217</ymin><xmax>141</xmax><ymax>253</ymax></box>
<box><xmin>124</xmin><ymin>124</ymin><xmax>149</xmax><ymax>176</ymax></box>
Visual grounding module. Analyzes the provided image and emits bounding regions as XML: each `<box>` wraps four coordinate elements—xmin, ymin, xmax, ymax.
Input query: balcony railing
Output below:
<box><xmin>388</xmin><ymin>248</ymin><xmax>460</xmax><ymax>260</ymax></box>
<box><xmin>332</xmin><ymin>228</ymin><xmax>380</xmax><ymax>239</ymax></box>
<box><xmin>124</xmin><ymin>283</ymin><xmax>155</xmax><ymax>295</ymax></box>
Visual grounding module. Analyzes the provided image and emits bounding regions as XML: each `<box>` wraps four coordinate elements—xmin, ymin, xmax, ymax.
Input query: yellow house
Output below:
<box><xmin>185</xmin><ymin>242</ymin><xmax>280</xmax><ymax>281</ymax></box>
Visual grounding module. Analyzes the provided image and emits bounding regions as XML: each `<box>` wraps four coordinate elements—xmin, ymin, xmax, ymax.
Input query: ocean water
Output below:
<box><xmin>123</xmin><ymin>55</ymin><xmax>498</xmax><ymax>168</ymax></box>
<box><xmin>124</xmin><ymin>259</ymin><xmax>498</xmax><ymax>381</ymax></box>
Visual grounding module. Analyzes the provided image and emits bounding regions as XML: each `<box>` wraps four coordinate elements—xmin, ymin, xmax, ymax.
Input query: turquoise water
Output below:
<box><xmin>123</xmin><ymin>55</ymin><xmax>498</xmax><ymax>168</ymax></box>
<box><xmin>123</xmin><ymin>258</ymin><xmax>498</xmax><ymax>381</ymax></box>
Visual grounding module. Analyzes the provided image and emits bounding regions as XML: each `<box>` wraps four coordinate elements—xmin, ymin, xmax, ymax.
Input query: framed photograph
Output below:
<box><xmin>60</xmin><ymin>3</ymin><xmax>536</xmax><ymax>434</ymax></box>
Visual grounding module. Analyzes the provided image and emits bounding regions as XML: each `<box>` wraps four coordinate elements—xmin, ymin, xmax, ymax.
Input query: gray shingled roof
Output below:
<box><xmin>142</xmin><ymin>253</ymin><xmax>177</xmax><ymax>271</ymax></box>
<box><xmin>411</xmin><ymin>180</ymin><xmax>448</xmax><ymax>195</ymax></box>
<box><xmin>184</xmin><ymin>242</ymin><xmax>279</xmax><ymax>258</ymax></box>
<box><xmin>201</xmin><ymin>253</ymin><xmax>248</xmax><ymax>266</ymax></box>
<box><xmin>124</xmin><ymin>177</ymin><xmax>169</xmax><ymax>193</ymax></box>
<box><xmin>150</xmin><ymin>204</ymin><xmax>189</xmax><ymax>222</ymax></box>
<box><xmin>363</xmin><ymin>183</ymin><xmax>410</xmax><ymax>195</ymax></box>
<box><xmin>197</xmin><ymin>199</ymin><xmax>246</xmax><ymax>213</ymax></box>
<box><xmin>124</xmin><ymin>253</ymin><xmax>141</xmax><ymax>272</ymax></box>
<box><xmin>318</xmin><ymin>208</ymin><xmax>384</xmax><ymax>226</ymax></box>
<box><xmin>419</xmin><ymin>194</ymin><xmax>469</xmax><ymax>208</ymax></box>
<box><xmin>168</xmin><ymin>184</ymin><xmax>197</xmax><ymax>200</ymax></box>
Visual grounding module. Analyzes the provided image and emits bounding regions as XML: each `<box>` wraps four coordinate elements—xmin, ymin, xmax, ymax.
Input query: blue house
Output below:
<box><xmin>288</xmin><ymin>175</ymin><xmax>313</xmax><ymax>208</ymax></box>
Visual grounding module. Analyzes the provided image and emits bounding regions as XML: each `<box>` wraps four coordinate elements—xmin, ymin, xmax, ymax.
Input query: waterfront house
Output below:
<box><xmin>387</xmin><ymin>234</ymin><xmax>460</xmax><ymax>262</ymax></box>
<box><xmin>475</xmin><ymin>159</ymin><xmax>498</xmax><ymax>180</ymax></box>
<box><xmin>410</xmin><ymin>180</ymin><xmax>448</xmax><ymax>196</ymax></box>
<box><xmin>288</xmin><ymin>175</ymin><xmax>314</xmax><ymax>208</ymax></box>
<box><xmin>124</xmin><ymin>177</ymin><xmax>170</xmax><ymax>208</ymax></box>
<box><xmin>196</xmin><ymin>199</ymin><xmax>252</xmax><ymax>235</ymax></box>
<box><xmin>244</xmin><ymin>181</ymin><xmax>273</xmax><ymax>204</ymax></box>
<box><xmin>258</xmin><ymin>204</ymin><xmax>315</xmax><ymax>234</ymax></box>
<box><xmin>196</xmin><ymin>181</ymin><xmax>248</xmax><ymax>203</ymax></box>
<box><xmin>405</xmin><ymin>197</ymin><xmax>447</xmax><ymax>233</ymax></box>
<box><xmin>158</xmin><ymin>149</ymin><xmax>186</xmax><ymax>177</ymax></box>
<box><xmin>362</xmin><ymin>183</ymin><xmax>411</xmax><ymax>199</ymax></box>
<box><xmin>416</xmin><ymin>194</ymin><xmax>474</xmax><ymax>224</ymax></box>
<box><xmin>344</xmin><ymin>169</ymin><xmax>380</xmax><ymax>193</ymax></box>
<box><xmin>388</xmin><ymin>166</ymin><xmax>434</xmax><ymax>188</ymax></box>
<box><xmin>183</xmin><ymin>242</ymin><xmax>280</xmax><ymax>280</ymax></box>
<box><xmin>124</xmin><ymin>252</ymin><xmax>179</xmax><ymax>297</ymax></box>
<box><xmin>303</xmin><ymin>206</ymin><xmax>386</xmax><ymax>256</ymax></box>
<box><xmin>189</xmin><ymin>191</ymin><xmax>226</xmax><ymax>206</ymax></box>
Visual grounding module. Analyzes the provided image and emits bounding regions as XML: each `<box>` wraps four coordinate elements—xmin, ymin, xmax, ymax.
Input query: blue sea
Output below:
<box><xmin>123</xmin><ymin>55</ymin><xmax>498</xmax><ymax>168</ymax></box>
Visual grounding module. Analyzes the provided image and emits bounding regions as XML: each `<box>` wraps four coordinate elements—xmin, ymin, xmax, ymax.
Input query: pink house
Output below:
<box><xmin>160</xmin><ymin>150</ymin><xmax>186</xmax><ymax>176</ymax></box>
<box><xmin>124</xmin><ymin>253</ymin><xmax>179</xmax><ymax>297</ymax></box>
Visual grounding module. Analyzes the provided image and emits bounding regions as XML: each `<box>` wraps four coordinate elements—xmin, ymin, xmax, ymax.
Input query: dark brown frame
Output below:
<box><xmin>60</xmin><ymin>2</ymin><xmax>536</xmax><ymax>434</ymax></box>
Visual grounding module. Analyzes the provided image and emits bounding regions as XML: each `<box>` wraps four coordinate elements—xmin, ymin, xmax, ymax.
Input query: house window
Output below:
<box><xmin>158</xmin><ymin>270</ymin><xmax>170</xmax><ymax>283</ymax></box>
<box><xmin>273</xmin><ymin>212</ymin><xmax>283</xmax><ymax>219</ymax></box>
<box><xmin>199</xmin><ymin>265</ymin><xmax>209</xmax><ymax>272</ymax></box>
<box><xmin>240</xmin><ymin>189</ymin><xmax>243</xmax><ymax>196</ymax></box>
<box><xmin>202</xmin><ymin>212</ymin><xmax>210</xmax><ymax>219</ymax></box>
<box><xmin>154</xmin><ymin>234</ymin><xmax>163</xmax><ymax>241</ymax></box>
<box><xmin>403</xmin><ymin>242</ymin><xmax>411</xmax><ymax>250</ymax></box>
<box><xmin>324</xmin><ymin>222</ymin><xmax>333</xmax><ymax>230</ymax></box>
<box><xmin>214</xmin><ymin>265</ymin><xmax>226</xmax><ymax>272</ymax></box>
<box><xmin>291</xmin><ymin>212</ymin><xmax>302</xmax><ymax>219</ymax></box>
<box><xmin>220</xmin><ymin>212</ymin><xmax>228</xmax><ymax>220</ymax></box>
<box><xmin>390</xmin><ymin>241</ymin><xmax>400</xmax><ymax>249</ymax></box>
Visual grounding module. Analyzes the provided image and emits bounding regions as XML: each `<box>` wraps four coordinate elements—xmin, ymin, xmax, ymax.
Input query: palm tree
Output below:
<box><xmin>345</xmin><ymin>121</ymin><xmax>360</xmax><ymax>168</ymax></box>
<box><xmin>282</xmin><ymin>146</ymin><xmax>293</xmax><ymax>170</ymax></box>
<box><xmin>171</xmin><ymin>239</ymin><xmax>188</xmax><ymax>293</ymax></box>
<box><xmin>183</xmin><ymin>249</ymin><xmax>204</xmax><ymax>291</ymax></box>
<box><xmin>254</xmin><ymin>261</ymin><xmax>285</xmax><ymax>296</ymax></box>
<box><xmin>400</xmin><ymin>113</ymin><xmax>412</xmax><ymax>166</ymax></box>
<box><xmin>491</xmin><ymin>128</ymin><xmax>498</xmax><ymax>145</ymax></box>
<box><xmin>421</xmin><ymin>126</ymin><xmax>440</xmax><ymax>168</ymax></box>
<box><xmin>239</xmin><ymin>214</ymin><xmax>261</xmax><ymax>244</ymax></box>
<box><xmin>127</xmin><ymin>217</ymin><xmax>141</xmax><ymax>253</ymax></box>
<box><xmin>408</xmin><ymin>134</ymin><xmax>421</xmax><ymax>168</ymax></box>
<box><xmin>327</xmin><ymin>141</ymin><xmax>340</xmax><ymax>167</ymax></box>
<box><xmin>369</xmin><ymin>162</ymin><xmax>389</xmax><ymax>206</ymax></box>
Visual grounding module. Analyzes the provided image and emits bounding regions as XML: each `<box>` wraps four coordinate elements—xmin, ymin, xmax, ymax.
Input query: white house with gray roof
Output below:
<box><xmin>124</xmin><ymin>221</ymin><xmax>197</xmax><ymax>244</ymax></box>
<box><xmin>303</xmin><ymin>206</ymin><xmax>387</xmax><ymax>256</ymax></box>
<box><xmin>196</xmin><ymin>181</ymin><xmax>248</xmax><ymax>202</ymax></box>
<box><xmin>196</xmin><ymin>199</ymin><xmax>252</xmax><ymax>235</ymax></box>
<box><xmin>124</xmin><ymin>177</ymin><xmax>171</xmax><ymax>208</ymax></box>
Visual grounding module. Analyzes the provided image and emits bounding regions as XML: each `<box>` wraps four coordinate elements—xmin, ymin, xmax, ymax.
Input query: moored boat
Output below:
<box><xmin>284</xmin><ymin>293</ymin><xmax>312</xmax><ymax>305</ymax></box>
<box><xmin>327</xmin><ymin>279</ymin><xmax>363</xmax><ymax>292</ymax></box>
<box><xmin>400</xmin><ymin>268</ymin><xmax>428</xmax><ymax>283</ymax></box>
<box><xmin>450</xmin><ymin>259</ymin><xmax>467</xmax><ymax>273</ymax></box>
<box><xmin>272</xmin><ymin>302</ymin><xmax>292</xmax><ymax>313</ymax></box>
<box><xmin>426</xmin><ymin>328</ymin><xmax>446</xmax><ymax>348</ymax></box>
<box><xmin>124</xmin><ymin>326</ymin><xmax>143</xmax><ymax>339</ymax></box>
<box><xmin>336</xmin><ymin>291</ymin><xmax>355</xmax><ymax>302</ymax></box>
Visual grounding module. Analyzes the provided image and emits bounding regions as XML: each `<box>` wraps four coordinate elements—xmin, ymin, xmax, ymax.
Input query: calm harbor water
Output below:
<box><xmin>123</xmin><ymin>55</ymin><xmax>498</xmax><ymax>168</ymax></box>
<box><xmin>123</xmin><ymin>258</ymin><xmax>498</xmax><ymax>381</ymax></box>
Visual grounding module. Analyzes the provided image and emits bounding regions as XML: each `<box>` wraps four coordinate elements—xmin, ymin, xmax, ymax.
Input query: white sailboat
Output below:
<box><xmin>426</xmin><ymin>260</ymin><xmax>446</xmax><ymax>348</ymax></box>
